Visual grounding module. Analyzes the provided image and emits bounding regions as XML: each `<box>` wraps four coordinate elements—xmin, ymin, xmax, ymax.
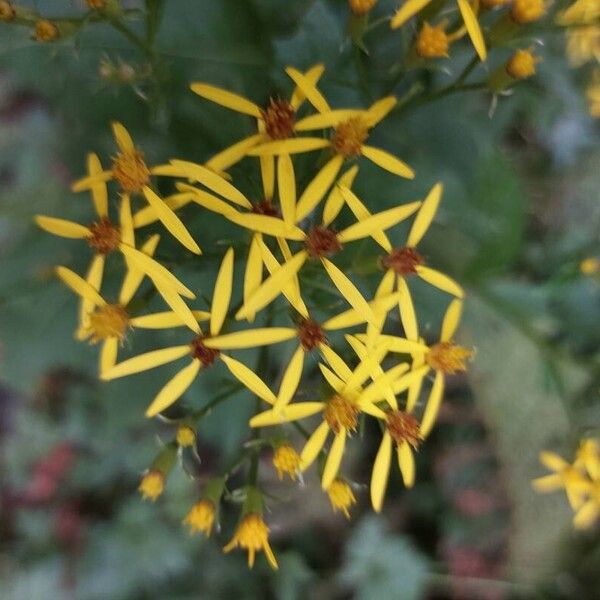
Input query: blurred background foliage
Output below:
<box><xmin>1</xmin><ymin>0</ymin><xmax>599</xmax><ymax>598</ymax></box>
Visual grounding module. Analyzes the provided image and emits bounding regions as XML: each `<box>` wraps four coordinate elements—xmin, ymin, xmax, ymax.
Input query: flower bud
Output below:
<box><xmin>34</xmin><ymin>20</ymin><xmax>60</xmax><ymax>42</ymax></box>
<box><xmin>505</xmin><ymin>48</ymin><xmax>540</xmax><ymax>79</ymax></box>
<box><xmin>510</xmin><ymin>0</ymin><xmax>546</xmax><ymax>24</ymax></box>
<box><xmin>0</xmin><ymin>1</ymin><xmax>15</xmax><ymax>22</ymax></box>
<box><xmin>415</xmin><ymin>22</ymin><xmax>450</xmax><ymax>59</ymax></box>
<box><xmin>349</xmin><ymin>0</ymin><xmax>377</xmax><ymax>17</ymax></box>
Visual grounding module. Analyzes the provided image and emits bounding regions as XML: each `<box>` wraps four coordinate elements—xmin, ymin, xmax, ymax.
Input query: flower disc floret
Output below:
<box><xmin>324</xmin><ymin>395</ymin><xmax>359</xmax><ymax>434</ymax></box>
<box><xmin>386</xmin><ymin>410</ymin><xmax>422</xmax><ymax>449</ymax></box>
<box><xmin>297</xmin><ymin>318</ymin><xmax>327</xmax><ymax>351</ymax></box>
<box><xmin>332</xmin><ymin>117</ymin><xmax>370</xmax><ymax>157</ymax></box>
<box><xmin>190</xmin><ymin>336</ymin><xmax>221</xmax><ymax>366</ymax></box>
<box><xmin>87</xmin><ymin>217</ymin><xmax>121</xmax><ymax>254</ymax></box>
<box><xmin>88</xmin><ymin>304</ymin><xmax>129</xmax><ymax>342</ymax></box>
<box><xmin>261</xmin><ymin>98</ymin><xmax>296</xmax><ymax>140</ymax></box>
<box><xmin>305</xmin><ymin>226</ymin><xmax>342</xmax><ymax>258</ymax></box>
<box><xmin>382</xmin><ymin>246</ymin><xmax>425</xmax><ymax>275</ymax></box>
<box><xmin>426</xmin><ymin>342</ymin><xmax>473</xmax><ymax>374</ymax></box>
<box><xmin>112</xmin><ymin>148</ymin><xmax>150</xmax><ymax>194</ymax></box>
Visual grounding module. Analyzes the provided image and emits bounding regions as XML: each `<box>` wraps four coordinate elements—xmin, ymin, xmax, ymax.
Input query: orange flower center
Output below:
<box><xmin>297</xmin><ymin>318</ymin><xmax>327</xmax><ymax>351</ymax></box>
<box><xmin>332</xmin><ymin>117</ymin><xmax>369</xmax><ymax>157</ymax></box>
<box><xmin>386</xmin><ymin>410</ymin><xmax>422</xmax><ymax>449</ymax></box>
<box><xmin>252</xmin><ymin>199</ymin><xmax>280</xmax><ymax>217</ymax></box>
<box><xmin>190</xmin><ymin>336</ymin><xmax>220</xmax><ymax>366</ymax></box>
<box><xmin>261</xmin><ymin>98</ymin><xmax>296</xmax><ymax>140</ymax></box>
<box><xmin>0</xmin><ymin>1</ymin><xmax>15</xmax><ymax>21</ymax></box>
<box><xmin>381</xmin><ymin>246</ymin><xmax>424</xmax><ymax>275</ymax></box>
<box><xmin>426</xmin><ymin>342</ymin><xmax>473</xmax><ymax>374</ymax></box>
<box><xmin>112</xmin><ymin>148</ymin><xmax>150</xmax><ymax>194</ymax></box>
<box><xmin>35</xmin><ymin>20</ymin><xmax>59</xmax><ymax>42</ymax></box>
<box><xmin>87</xmin><ymin>217</ymin><xmax>121</xmax><ymax>254</ymax></box>
<box><xmin>324</xmin><ymin>395</ymin><xmax>359</xmax><ymax>434</ymax></box>
<box><xmin>305</xmin><ymin>226</ymin><xmax>342</xmax><ymax>258</ymax></box>
<box><xmin>88</xmin><ymin>304</ymin><xmax>129</xmax><ymax>342</ymax></box>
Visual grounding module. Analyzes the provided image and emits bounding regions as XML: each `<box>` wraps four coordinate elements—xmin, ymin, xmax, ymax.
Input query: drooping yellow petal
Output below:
<box><xmin>77</xmin><ymin>254</ymin><xmax>105</xmax><ymax>340</ymax></box>
<box><xmin>420</xmin><ymin>371</ymin><xmax>445</xmax><ymax>438</ymax></box>
<box><xmin>416</xmin><ymin>266</ymin><xmax>464</xmax><ymax>298</ymax></box>
<box><xmin>441</xmin><ymin>299</ymin><xmax>463</xmax><ymax>342</ymax></box>
<box><xmin>235</xmin><ymin>251</ymin><xmax>308</xmax><ymax>320</ymax></box>
<box><xmin>397</xmin><ymin>276</ymin><xmax>418</xmax><ymax>341</ymax></box>
<box><xmin>71</xmin><ymin>170</ymin><xmax>113</xmax><ymax>193</ymax></box>
<box><xmin>190</xmin><ymin>82</ymin><xmax>262</xmax><ymax>117</ymax></box>
<box><xmin>99</xmin><ymin>337</ymin><xmax>119</xmax><ymax>376</ymax></box>
<box><xmin>243</xmin><ymin>234</ymin><xmax>263</xmax><ymax>323</ymax></box>
<box><xmin>250</xmin><ymin>403</ymin><xmax>325</xmax><ymax>427</ymax></box>
<box><xmin>35</xmin><ymin>216</ymin><xmax>90</xmax><ymax>239</ymax></box>
<box><xmin>295</xmin><ymin>155</ymin><xmax>344</xmax><ymax>222</ymax></box>
<box><xmin>148</xmin><ymin>274</ymin><xmax>201</xmax><ymax>334</ymax></box>
<box><xmin>397</xmin><ymin>441</ymin><xmax>415</xmax><ymax>487</ymax></box>
<box><xmin>87</xmin><ymin>153</ymin><xmax>108</xmax><ymax>218</ymax></box>
<box><xmin>337</xmin><ymin>201</ymin><xmax>421</xmax><ymax>244</ymax></box>
<box><xmin>205</xmin><ymin>133</ymin><xmax>264</xmax><ymax>172</ymax></box>
<box><xmin>390</xmin><ymin>0</ymin><xmax>433</xmax><ymax>29</ymax></box>
<box><xmin>337</xmin><ymin>186</ymin><xmax>391</xmax><ymax>252</ymax></box>
<box><xmin>360</xmin><ymin>145</ymin><xmax>415</xmax><ymax>179</ymax></box>
<box><xmin>285</xmin><ymin>67</ymin><xmax>330</xmax><ymax>114</ymax></box>
<box><xmin>118</xmin><ymin>194</ymin><xmax>135</xmax><ymax>248</ymax></box>
<box><xmin>290</xmin><ymin>63</ymin><xmax>325</xmax><ymax>110</ymax></box>
<box><xmin>539</xmin><ymin>451</ymin><xmax>569</xmax><ymax>472</ymax></box>
<box><xmin>247</xmin><ymin>138</ymin><xmax>330</xmax><ymax>156</ymax></box>
<box><xmin>457</xmin><ymin>0</ymin><xmax>487</xmax><ymax>61</ymax></box>
<box><xmin>221</xmin><ymin>355</ymin><xmax>277</xmax><ymax>405</ymax></box>
<box><xmin>145</xmin><ymin>360</ymin><xmax>201</xmax><ymax>417</ymax></box>
<box><xmin>406</xmin><ymin>182</ymin><xmax>443</xmax><ymax>247</ymax></box>
<box><xmin>210</xmin><ymin>247</ymin><xmax>234</xmax><ymax>336</ymax></box>
<box><xmin>319</xmin><ymin>363</ymin><xmax>346</xmax><ymax>393</ymax></box>
<box><xmin>322</xmin><ymin>429</ymin><xmax>346</xmax><ymax>489</ymax></box>
<box><xmin>365</xmin><ymin>96</ymin><xmax>398</xmax><ymax>127</ymax></box>
<box><xmin>321</xmin><ymin>258</ymin><xmax>376</xmax><ymax>325</ymax></box>
<box><xmin>277</xmin><ymin>154</ymin><xmax>296</xmax><ymax>227</ymax></box>
<box><xmin>56</xmin><ymin>266</ymin><xmax>106</xmax><ymax>307</ymax></box>
<box><xmin>129</xmin><ymin>310</ymin><xmax>210</xmax><ymax>329</ymax></box>
<box><xmin>118</xmin><ymin>234</ymin><xmax>160</xmax><ymax>306</ymax></box>
<box><xmin>112</xmin><ymin>121</ymin><xmax>135</xmax><ymax>154</ymax></box>
<box><xmin>154</xmin><ymin>160</ymin><xmax>251</xmax><ymax>208</ymax></box>
<box><xmin>323</xmin><ymin>166</ymin><xmax>359</xmax><ymax>226</ymax></box>
<box><xmin>227</xmin><ymin>212</ymin><xmax>305</xmax><ymax>240</ymax></box>
<box><xmin>176</xmin><ymin>184</ymin><xmax>236</xmax><ymax>217</ymax></box>
<box><xmin>100</xmin><ymin>345</ymin><xmax>191</xmax><ymax>380</ymax></box>
<box><xmin>294</xmin><ymin>110</ymin><xmax>366</xmax><ymax>131</ymax></box>
<box><xmin>371</xmin><ymin>432</ymin><xmax>392</xmax><ymax>512</ymax></box>
<box><xmin>204</xmin><ymin>328</ymin><xmax>296</xmax><ymax>349</ymax></box>
<box><xmin>531</xmin><ymin>474</ymin><xmax>565</xmax><ymax>493</ymax></box>
<box><xmin>142</xmin><ymin>187</ymin><xmax>201</xmax><ymax>255</ymax></box>
<box><xmin>391</xmin><ymin>365</ymin><xmax>431</xmax><ymax>396</ymax></box>
<box><xmin>299</xmin><ymin>421</ymin><xmax>330</xmax><ymax>470</ymax></box>
<box><xmin>319</xmin><ymin>344</ymin><xmax>353</xmax><ymax>381</ymax></box>
<box><xmin>132</xmin><ymin>193</ymin><xmax>196</xmax><ymax>229</ymax></box>
<box><xmin>274</xmin><ymin>346</ymin><xmax>304</xmax><ymax>409</ymax></box>
<box><xmin>573</xmin><ymin>500</ymin><xmax>600</xmax><ymax>530</ymax></box>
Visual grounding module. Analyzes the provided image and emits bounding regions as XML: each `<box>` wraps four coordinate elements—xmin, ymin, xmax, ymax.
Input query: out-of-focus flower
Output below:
<box><xmin>0</xmin><ymin>1</ymin><xmax>15</xmax><ymax>21</ymax></box>
<box><xmin>510</xmin><ymin>0</ymin><xmax>546</xmax><ymax>24</ymax></box>
<box><xmin>176</xmin><ymin>425</ymin><xmax>196</xmax><ymax>447</ymax></box>
<box><xmin>35</xmin><ymin>20</ymin><xmax>59</xmax><ymax>42</ymax></box>
<box><xmin>327</xmin><ymin>479</ymin><xmax>356</xmax><ymax>518</ymax></box>
<box><xmin>580</xmin><ymin>257</ymin><xmax>600</xmax><ymax>275</ymax></box>
<box><xmin>183</xmin><ymin>499</ymin><xmax>216</xmax><ymax>536</ymax></box>
<box><xmin>506</xmin><ymin>48</ymin><xmax>541</xmax><ymax>79</ymax></box>
<box><xmin>272</xmin><ymin>444</ymin><xmax>301</xmax><ymax>481</ymax></box>
<box><xmin>349</xmin><ymin>0</ymin><xmax>377</xmax><ymax>17</ymax></box>
<box><xmin>566</xmin><ymin>26</ymin><xmax>600</xmax><ymax>67</ymax></box>
<box><xmin>87</xmin><ymin>0</ymin><xmax>107</xmax><ymax>9</ymax></box>
<box><xmin>586</xmin><ymin>70</ymin><xmax>600</xmax><ymax>117</ymax></box>
<box><xmin>415</xmin><ymin>22</ymin><xmax>451</xmax><ymax>58</ymax></box>
<box><xmin>139</xmin><ymin>470</ymin><xmax>165</xmax><ymax>501</ymax></box>
<box><xmin>558</xmin><ymin>0</ymin><xmax>600</xmax><ymax>26</ymax></box>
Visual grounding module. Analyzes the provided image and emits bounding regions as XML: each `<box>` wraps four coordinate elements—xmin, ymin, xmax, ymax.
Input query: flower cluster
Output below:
<box><xmin>533</xmin><ymin>438</ymin><xmax>600</xmax><ymax>529</ymax></box>
<box><xmin>36</xmin><ymin>63</ymin><xmax>473</xmax><ymax>568</ymax></box>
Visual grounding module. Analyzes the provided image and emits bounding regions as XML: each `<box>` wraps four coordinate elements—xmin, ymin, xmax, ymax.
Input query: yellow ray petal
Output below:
<box><xmin>132</xmin><ymin>193</ymin><xmax>196</xmax><ymax>228</ymax></box>
<box><xmin>111</xmin><ymin>121</ymin><xmax>135</xmax><ymax>154</ymax></box>
<box><xmin>99</xmin><ymin>337</ymin><xmax>119</xmax><ymax>376</ymax></box>
<box><xmin>360</xmin><ymin>362</ymin><xmax>411</xmax><ymax>406</ymax></box>
<box><xmin>204</xmin><ymin>327</ymin><xmax>296</xmax><ymax>349</ymax></box>
<box><xmin>118</xmin><ymin>234</ymin><xmax>160</xmax><ymax>306</ymax></box>
<box><xmin>87</xmin><ymin>153</ymin><xmax>108</xmax><ymax>218</ymax></box>
<box><xmin>275</xmin><ymin>346</ymin><xmax>305</xmax><ymax>409</ymax></box>
<box><xmin>119</xmin><ymin>194</ymin><xmax>135</xmax><ymax>248</ymax></box>
<box><xmin>290</xmin><ymin>63</ymin><xmax>325</xmax><ymax>109</ymax></box>
<box><xmin>573</xmin><ymin>500</ymin><xmax>600</xmax><ymax>530</ymax></box>
<box><xmin>407</xmin><ymin>354</ymin><xmax>426</xmax><ymax>413</ymax></box>
<box><xmin>365</xmin><ymin>96</ymin><xmax>398</xmax><ymax>127</ymax></box>
<box><xmin>277</xmin><ymin>154</ymin><xmax>296</xmax><ymax>227</ymax></box>
<box><xmin>319</xmin><ymin>362</ymin><xmax>346</xmax><ymax>393</ymax></box>
<box><xmin>221</xmin><ymin>355</ymin><xmax>277</xmax><ymax>405</ymax></box>
<box><xmin>56</xmin><ymin>266</ymin><xmax>106</xmax><ymax>307</ymax></box>
<box><xmin>77</xmin><ymin>254</ymin><xmax>105</xmax><ymax>340</ymax></box>
<box><xmin>371</xmin><ymin>432</ymin><xmax>392</xmax><ymax>512</ymax></box>
<box><xmin>146</xmin><ymin>360</ymin><xmax>201</xmax><ymax>417</ymax></box>
<box><xmin>406</xmin><ymin>182</ymin><xmax>443</xmax><ymax>247</ymax></box>
<box><xmin>323</xmin><ymin>165</ymin><xmax>359</xmax><ymax>226</ymax></box>
<box><xmin>531</xmin><ymin>474</ymin><xmax>565</xmax><ymax>493</ymax></box>
<box><xmin>319</xmin><ymin>344</ymin><xmax>353</xmax><ymax>381</ymax></box>
<box><xmin>539</xmin><ymin>451</ymin><xmax>569</xmax><ymax>472</ymax></box>
<box><xmin>441</xmin><ymin>299</ymin><xmax>463</xmax><ymax>342</ymax></box>
<box><xmin>155</xmin><ymin>160</ymin><xmax>251</xmax><ymax>208</ymax></box>
<box><xmin>397</xmin><ymin>441</ymin><xmax>415</xmax><ymax>487</ymax></box>
<box><xmin>176</xmin><ymin>184</ymin><xmax>236</xmax><ymax>217</ymax></box>
<box><xmin>71</xmin><ymin>170</ymin><xmax>113</xmax><ymax>193</ymax></box>
<box><xmin>259</xmin><ymin>141</ymin><xmax>275</xmax><ymax>201</ymax></box>
<box><xmin>355</xmin><ymin>333</ymin><xmax>427</xmax><ymax>355</ymax></box>
<box><xmin>457</xmin><ymin>0</ymin><xmax>487</xmax><ymax>61</ymax></box>
<box><xmin>100</xmin><ymin>345</ymin><xmax>191</xmax><ymax>380</ymax></box>
<box><xmin>190</xmin><ymin>82</ymin><xmax>262</xmax><ymax>117</ymax></box>
<box><xmin>294</xmin><ymin>110</ymin><xmax>366</xmax><ymax>132</ymax></box>
<box><xmin>247</xmin><ymin>138</ymin><xmax>331</xmax><ymax>156</ymax></box>
<box><xmin>295</xmin><ymin>155</ymin><xmax>344</xmax><ymax>222</ymax></box>
<box><xmin>148</xmin><ymin>274</ymin><xmax>201</xmax><ymax>334</ymax></box>
<box><xmin>416</xmin><ymin>266</ymin><xmax>464</xmax><ymax>298</ymax></box>
<box><xmin>322</xmin><ymin>429</ymin><xmax>346</xmax><ymax>489</ymax></box>
<box><xmin>243</xmin><ymin>234</ymin><xmax>263</xmax><ymax>323</ymax></box>
<box><xmin>323</xmin><ymin>291</ymin><xmax>399</xmax><ymax>330</ymax></box>
<box><xmin>35</xmin><ymin>216</ymin><xmax>90</xmax><ymax>239</ymax></box>
<box><xmin>142</xmin><ymin>187</ymin><xmax>201</xmax><ymax>255</ymax></box>
<box><xmin>365</xmin><ymin>266</ymin><xmax>396</xmax><ymax>347</ymax></box>
<box><xmin>205</xmin><ymin>133</ymin><xmax>264</xmax><ymax>172</ymax></box>
<box><xmin>360</xmin><ymin>145</ymin><xmax>415</xmax><ymax>179</ymax></box>
<box><xmin>250</xmin><ymin>403</ymin><xmax>325</xmax><ymax>427</ymax></box>
<box><xmin>235</xmin><ymin>251</ymin><xmax>308</xmax><ymax>320</ymax></box>
<box><xmin>390</xmin><ymin>0</ymin><xmax>433</xmax><ymax>29</ymax></box>
<box><xmin>129</xmin><ymin>310</ymin><xmax>209</xmax><ymax>329</ymax></box>
<box><xmin>397</xmin><ymin>276</ymin><xmax>418</xmax><ymax>341</ymax></box>
<box><xmin>420</xmin><ymin>371</ymin><xmax>445</xmax><ymax>437</ymax></box>
<box><xmin>344</xmin><ymin>341</ymin><xmax>391</xmax><ymax>393</ymax></box>
<box><xmin>227</xmin><ymin>212</ymin><xmax>305</xmax><ymax>240</ymax></box>
<box><xmin>299</xmin><ymin>421</ymin><xmax>330</xmax><ymax>470</ymax></box>
<box><xmin>337</xmin><ymin>186</ymin><xmax>391</xmax><ymax>252</ymax></box>
<box><xmin>285</xmin><ymin>67</ymin><xmax>330</xmax><ymax>114</ymax></box>
<box><xmin>210</xmin><ymin>247</ymin><xmax>234</xmax><ymax>336</ymax></box>
<box><xmin>321</xmin><ymin>258</ymin><xmax>376</xmax><ymax>325</ymax></box>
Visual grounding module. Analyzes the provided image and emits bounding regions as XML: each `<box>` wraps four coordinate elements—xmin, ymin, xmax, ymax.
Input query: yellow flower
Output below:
<box><xmin>250</xmin><ymin>343</ymin><xmax>419</xmax><ymax>489</ymax></box>
<box><xmin>566</xmin><ymin>26</ymin><xmax>600</xmax><ymax>67</ymax></box>
<box><xmin>176</xmin><ymin>425</ymin><xmax>196</xmax><ymax>447</ymax></box>
<box><xmin>248</xmin><ymin>95</ymin><xmax>415</xmax><ymax>180</ymax></box>
<box><xmin>580</xmin><ymin>257</ymin><xmax>600</xmax><ymax>275</ymax></box>
<box><xmin>557</xmin><ymin>0</ymin><xmax>600</xmax><ymax>26</ymax></box>
<box><xmin>587</xmin><ymin>70</ymin><xmax>600</xmax><ymax>118</ymax></box>
<box><xmin>272</xmin><ymin>444</ymin><xmax>301</xmax><ymax>480</ymax></box>
<box><xmin>415</xmin><ymin>22</ymin><xmax>451</xmax><ymax>59</ymax></box>
<box><xmin>349</xmin><ymin>0</ymin><xmax>377</xmax><ymax>16</ymax></box>
<box><xmin>391</xmin><ymin>0</ymin><xmax>487</xmax><ymax>61</ymax></box>
<box><xmin>0</xmin><ymin>1</ymin><xmax>15</xmax><ymax>21</ymax></box>
<box><xmin>506</xmin><ymin>48</ymin><xmax>541</xmax><ymax>80</ymax></box>
<box><xmin>35</xmin><ymin>20</ymin><xmax>59</xmax><ymax>42</ymax></box>
<box><xmin>327</xmin><ymin>479</ymin><xmax>357</xmax><ymax>518</ymax></box>
<box><xmin>183</xmin><ymin>499</ymin><xmax>216</xmax><ymax>536</ymax></box>
<box><xmin>190</xmin><ymin>64</ymin><xmax>326</xmax><ymax>174</ymax></box>
<box><xmin>510</xmin><ymin>0</ymin><xmax>546</xmax><ymax>24</ymax></box>
<box><xmin>139</xmin><ymin>470</ymin><xmax>164</xmax><ymax>501</ymax></box>
<box><xmin>100</xmin><ymin>248</ymin><xmax>300</xmax><ymax>417</ymax></box>
<box><xmin>224</xmin><ymin>512</ymin><xmax>278</xmax><ymax>570</ymax></box>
